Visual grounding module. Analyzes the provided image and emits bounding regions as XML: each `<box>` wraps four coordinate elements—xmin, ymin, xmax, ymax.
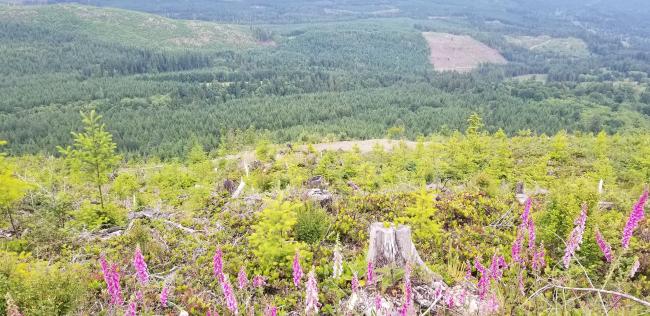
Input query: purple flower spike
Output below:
<box><xmin>562</xmin><ymin>203</ymin><xmax>588</xmax><ymax>269</ymax></box>
<box><xmin>595</xmin><ymin>229</ymin><xmax>613</xmax><ymax>262</ymax></box>
<box><xmin>133</xmin><ymin>246</ymin><xmax>149</xmax><ymax>285</ymax></box>
<box><xmin>293</xmin><ymin>250</ymin><xmax>303</xmax><ymax>288</ymax></box>
<box><xmin>622</xmin><ymin>190</ymin><xmax>648</xmax><ymax>250</ymax></box>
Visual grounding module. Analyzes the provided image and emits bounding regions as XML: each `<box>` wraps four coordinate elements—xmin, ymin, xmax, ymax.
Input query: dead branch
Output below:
<box><xmin>533</xmin><ymin>284</ymin><xmax>650</xmax><ymax>308</ymax></box>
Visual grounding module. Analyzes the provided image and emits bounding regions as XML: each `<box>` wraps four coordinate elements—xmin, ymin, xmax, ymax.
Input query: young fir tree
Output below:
<box><xmin>0</xmin><ymin>140</ymin><xmax>31</xmax><ymax>232</ymax></box>
<box><xmin>58</xmin><ymin>111</ymin><xmax>120</xmax><ymax>210</ymax></box>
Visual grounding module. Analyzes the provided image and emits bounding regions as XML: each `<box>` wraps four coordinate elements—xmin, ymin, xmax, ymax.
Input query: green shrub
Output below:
<box><xmin>67</xmin><ymin>201</ymin><xmax>126</xmax><ymax>230</ymax></box>
<box><xmin>0</xmin><ymin>251</ymin><xmax>90</xmax><ymax>315</ymax></box>
<box><xmin>295</xmin><ymin>204</ymin><xmax>331</xmax><ymax>246</ymax></box>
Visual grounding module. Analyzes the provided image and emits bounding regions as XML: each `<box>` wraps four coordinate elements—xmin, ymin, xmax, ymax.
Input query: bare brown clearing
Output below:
<box><xmin>422</xmin><ymin>32</ymin><xmax>507</xmax><ymax>73</ymax></box>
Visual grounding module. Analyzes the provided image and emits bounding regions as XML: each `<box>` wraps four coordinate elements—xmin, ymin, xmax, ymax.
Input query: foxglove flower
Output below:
<box><xmin>252</xmin><ymin>275</ymin><xmax>266</xmax><ymax>288</ymax></box>
<box><xmin>527</xmin><ymin>216</ymin><xmax>536</xmax><ymax>251</ymax></box>
<box><xmin>125</xmin><ymin>301</ymin><xmax>136</xmax><ymax>316</ymax></box>
<box><xmin>366</xmin><ymin>261</ymin><xmax>374</xmax><ymax>286</ymax></box>
<box><xmin>305</xmin><ymin>268</ymin><xmax>319</xmax><ymax>315</ymax></box>
<box><xmin>481</xmin><ymin>294</ymin><xmax>500</xmax><ymax>314</ymax></box>
<box><xmin>237</xmin><ymin>267</ymin><xmax>248</xmax><ymax>289</ymax></box>
<box><xmin>521</xmin><ymin>198</ymin><xmax>532</xmax><ymax>225</ymax></box>
<box><xmin>622</xmin><ymin>190</ymin><xmax>648</xmax><ymax>250</ymax></box>
<box><xmin>264</xmin><ymin>305</ymin><xmax>277</xmax><ymax>316</ymax></box>
<box><xmin>474</xmin><ymin>257</ymin><xmax>489</xmax><ymax>299</ymax></box>
<box><xmin>517</xmin><ymin>270</ymin><xmax>525</xmax><ymax>295</ymax></box>
<box><xmin>5</xmin><ymin>293</ymin><xmax>22</xmax><ymax>316</ymax></box>
<box><xmin>213</xmin><ymin>248</ymin><xmax>225</xmax><ymax>283</ymax></box>
<box><xmin>595</xmin><ymin>229</ymin><xmax>613</xmax><ymax>262</ymax></box>
<box><xmin>206</xmin><ymin>308</ymin><xmax>218</xmax><ymax>316</ymax></box>
<box><xmin>160</xmin><ymin>286</ymin><xmax>169</xmax><ymax>307</ymax></box>
<box><xmin>511</xmin><ymin>230</ymin><xmax>524</xmax><ymax>265</ymax></box>
<box><xmin>456</xmin><ymin>288</ymin><xmax>468</xmax><ymax>307</ymax></box>
<box><xmin>109</xmin><ymin>264</ymin><xmax>124</xmax><ymax>306</ymax></box>
<box><xmin>221</xmin><ymin>275</ymin><xmax>238</xmax><ymax>314</ymax></box>
<box><xmin>133</xmin><ymin>246</ymin><xmax>149</xmax><ymax>285</ymax></box>
<box><xmin>562</xmin><ymin>203</ymin><xmax>588</xmax><ymax>269</ymax></box>
<box><xmin>293</xmin><ymin>250</ymin><xmax>303</xmax><ymax>288</ymax></box>
<box><xmin>332</xmin><ymin>245</ymin><xmax>343</xmax><ymax>278</ymax></box>
<box><xmin>444</xmin><ymin>290</ymin><xmax>456</xmax><ymax>308</ymax></box>
<box><xmin>100</xmin><ymin>255</ymin><xmax>117</xmax><ymax>304</ymax></box>
<box><xmin>351</xmin><ymin>272</ymin><xmax>359</xmax><ymax>293</ymax></box>
<box><xmin>630</xmin><ymin>259</ymin><xmax>640</xmax><ymax>278</ymax></box>
<box><xmin>399</xmin><ymin>264</ymin><xmax>412</xmax><ymax>315</ymax></box>
<box><xmin>135</xmin><ymin>290</ymin><xmax>143</xmax><ymax>301</ymax></box>
<box><xmin>531</xmin><ymin>243</ymin><xmax>546</xmax><ymax>272</ymax></box>
<box><xmin>488</xmin><ymin>254</ymin><xmax>507</xmax><ymax>282</ymax></box>
<box><xmin>374</xmin><ymin>294</ymin><xmax>383</xmax><ymax>314</ymax></box>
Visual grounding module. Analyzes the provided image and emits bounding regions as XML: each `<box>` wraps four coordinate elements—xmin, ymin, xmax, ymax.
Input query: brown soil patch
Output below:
<box><xmin>422</xmin><ymin>32</ymin><xmax>507</xmax><ymax>73</ymax></box>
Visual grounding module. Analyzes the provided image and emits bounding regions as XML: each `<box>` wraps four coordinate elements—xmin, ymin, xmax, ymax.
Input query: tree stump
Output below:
<box><xmin>366</xmin><ymin>222</ymin><xmax>436</xmax><ymax>278</ymax></box>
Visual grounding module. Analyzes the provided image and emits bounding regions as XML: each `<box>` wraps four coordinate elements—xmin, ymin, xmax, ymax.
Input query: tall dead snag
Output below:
<box><xmin>367</xmin><ymin>222</ymin><xmax>436</xmax><ymax>279</ymax></box>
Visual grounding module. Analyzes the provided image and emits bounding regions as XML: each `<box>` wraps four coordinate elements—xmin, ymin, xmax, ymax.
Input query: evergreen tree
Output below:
<box><xmin>0</xmin><ymin>140</ymin><xmax>30</xmax><ymax>232</ymax></box>
<box><xmin>58</xmin><ymin>111</ymin><xmax>120</xmax><ymax>210</ymax></box>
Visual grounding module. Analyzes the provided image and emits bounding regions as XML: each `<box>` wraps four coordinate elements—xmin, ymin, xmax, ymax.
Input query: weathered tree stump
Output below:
<box><xmin>347</xmin><ymin>180</ymin><xmax>360</xmax><ymax>191</ymax></box>
<box><xmin>367</xmin><ymin>222</ymin><xmax>435</xmax><ymax>278</ymax></box>
<box><xmin>303</xmin><ymin>188</ymin><xmax>333</xmax><ymax>208</ymax></box>
<box><xmin>223</xmin><ymin>179</ymin><xmax>237</xmax><ymax>194</ymax></box>
<box><xmin>304</xmin><ymin>175</ymin><xmax>326</xmax><ymax>188</ymax></box>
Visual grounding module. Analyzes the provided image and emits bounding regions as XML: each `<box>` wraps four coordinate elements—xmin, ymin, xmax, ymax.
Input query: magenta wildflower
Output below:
<box><xmin>622</xmin><ymin>190</ymin><xmax>648</xmax><ymax>250</ymax></box>
<box><xmin>133</xmin><ymin>246</ymin><xmax>149</xmax><ymax>285</ymax></box>
<box><xmin>511</xmin><ymin>230</ymin><xmax>524</xmax><ymax>265</ymax></box>
<box><xmin>125</xmin><ymin>301</ymin><xmax>136</xmax><ymax>316</ymax></box>
<box><xmin>99</xmin><ymin>255</ymin><xmax>118</xmax><ymax>305</ymax></box>
<box><xmin>293</xmin><ymin>250</ymin><xmax>303</xmax><ymax>288</ymax></box>
<box><xmin>366</xmin><ymin>261</ymin><xmax>374</xmax><ymax>286</ymax></box>
<box><xmin>488</xmin><ymin>254</ymin><xmax>507</xmax><ymax>282</ymax></box>
<box><xmin>518</xmin><ymin>270</ymin><xmax>525</xmax><ymax>295</ymax></box>
<box><xmin>595</xmin><ymin>229</ymin><xmax>613</xmax><ymax>263</ymax></box>
<box><xmin>305</xmin><ymin>268</ymin><xmax>319</xmax><ymax>315</ymax></box>
<box><xmin>521</xmin><ymin>198</ymin><xmax>532</xmax><ymax>224</ymax></box>
<box><xmin>531</xmin><ymin>243</ymin><xmax>546</xmax><ymax>272</ymax></box>
<box><xmin>206</xmin><ymin>308</ymin><xmax>219</xmax><ymax>316</ymax></box>
<box><xmin>109</xmin><ymin>264</ymin><xmax>124</xmax><ymax>306</ymax></box>
<box><xmin>221</xmin><ymin>275</ymin><xmax>238</xmax><ymax>314</ymax></box>
<box><xmin>611</xmin><ymin>294</ymin><xmax>623</xmax><ymax>309</ymax></box>
<box><xmin>252</xmin><ymin>275</ymin><xmax>266</xmax><ymax>288</ymax></box>
<box><xmin>264</xmin><ymin>305</ymin><xmax>277</xmax><ymax>316</ymax></box>
<box><xmin>456</xmin><ymin>288</ymin><xmax>468</xmax><ymax>307</ymax></box>
<box><xmin>160</xmin><ymin>286</ymin><xmax>169</xmax><ymax>307</ymax></box>
<box><xmin>100</xmin><ymin>255</ymin><xmax>110</xmax><ymax>287</ymax></box>
<box><xmin>474</xmin><ymin>257</ymin><xmax>489</xmax><ymax>299</ymax></box>
<box><xmin>512</xmin><ymin>198</ymin><xmax>532</xmax><ymax>265</ymax></box>
<box><xmin>135</xmin><ymin>290</ymin><xmax>143</xmax><ymax>301</ymax></box>
<box><xmin>444</xmin><ymin>290</ymin><xmax>456</xmax><ymax>308</ymax></box>
<box><xmin>213</xmin><ymin>248</ymin><xmax>225</xmax><ymax>283</ymax></box>
<box><xmin>562</xmin><ymin>203</ymin><xmax>588</xmax><ymax>269</ymax></box>
<box><xmin>482</xmin><ymin>294</ymin><xmax>500</xmax><ymax>314</ymax></box>
<box><xmin>237</xmin><ymin>266</ymin><xmax>248</xmax><ymax>289</ymax></box>
<box><xmin>630</xmin><ymin>259</ymin><xmax>640</xmax><ymax>278</ymax></box>
<box><xmin>400</xmin><ymin>264</ymin><xmax>412</xmax><ymax>315</ymax></box>
<box><xmin>351</xmin><ymin>272</ymin><xmax>360</xmax><ymax>293</ymax></box>
<box><xmin>374</xmin><ymin>294</ymin><xmax>382</xmax><ymax>313</ymax></box>
<box><xmin>398</xmin><ymin>302</ymin><xmax>409</xmax><ymax>316</ymax></box>
<box><xmin>332</xmin><ymin>245</ymin><xmax>343</xmax><ymax>278</ymax></box>
<box><xmin>527</xmin><ymin>216</ymin><xmax>536</xmax><ymax>251</ymax></box>
<box><xmin>5</xmin><ymin>293</ymin><xmax>22</xmax><ymax>316</ymax></box>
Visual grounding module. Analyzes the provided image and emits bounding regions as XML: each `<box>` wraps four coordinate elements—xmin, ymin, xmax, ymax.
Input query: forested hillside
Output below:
<box><xmin>2</xmin><ymin>3</ymin><xmax>650</xmax><ymax>157</ymax></box>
